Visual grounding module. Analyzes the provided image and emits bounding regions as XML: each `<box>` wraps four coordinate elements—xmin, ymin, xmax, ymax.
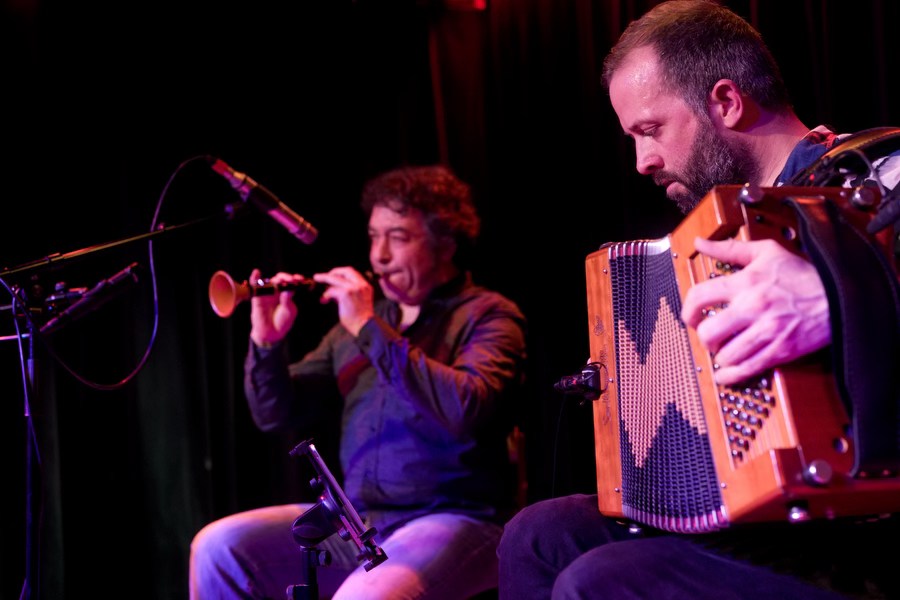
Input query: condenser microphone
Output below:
<box><xmin>207</xmin><ymin>156</ymin><xmax>318</xmax><ymax>244</ymax></box>
<box><xmin>553</xmin><ymin>362</ymin><xmax>604</xmax><ymax>401</ymax></box>
<box><xmin>40</xmin><ymin>262</ymin><xmax>142</xmax><ymax>336</ymax></box>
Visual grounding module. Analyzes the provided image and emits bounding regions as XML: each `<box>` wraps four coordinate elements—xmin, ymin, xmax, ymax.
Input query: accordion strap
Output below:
<box><xmin>784</xmin><ymin>196</ymin><xmax>900</xmax><ymax>476</ymax></box>
<box><xmin>788</xmin><ymin>126</ymin><xmax>900</xmax><ymax>187</ymax></box>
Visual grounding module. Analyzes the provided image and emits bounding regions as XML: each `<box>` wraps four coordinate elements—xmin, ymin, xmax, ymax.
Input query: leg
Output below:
<box><xmin>497</xmin><ymin>494</ymin><xmax>639</xmax><ymax>600</ymax></box>
<box><xmin>500</xmin><ymin>494</ymin><xmax>897</xmax><ymax>599</ymax></box>
<box><xmin>331</xmin><ymin>512</ymin><xmax>503</xmax><ymax>600</ymax></box>
<box><xmin>553</xmin><ymin>535</ymin><xmax>851</xmax><ymax>600</ymax></box>
<box><xmin>190</xmin><ymin>503</ymin><xmax>321</xmax><ymax>599</ymax></box>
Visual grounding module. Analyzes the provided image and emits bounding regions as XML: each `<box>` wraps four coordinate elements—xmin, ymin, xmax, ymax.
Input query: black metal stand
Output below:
<box><xmin>6</xmin><ymin>274</ymin><xmax>136</xmax><ymax>600</ymax></box>
<box><xmin>1</xmin><ymin>216</ymin><xmax>221</xmax><ymax>600</ymax></box>
<box><xmin>286</xmin><ymin>546</ymin><xmax>331</xmax><ymax>600</ymax></box>
<box><xmin>22</xmin><ymin>317</ymin><xmax>39</xmax><ymax>600</ymax></box>
<box><xmin>286</xmin><ymin>440</ymin><xmax>387</xmax><ymax>599</ymax></box>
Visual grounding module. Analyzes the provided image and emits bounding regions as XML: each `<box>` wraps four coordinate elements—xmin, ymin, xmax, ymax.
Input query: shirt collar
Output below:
<box><xmin>775</xmin><ymin>125</ymin><xmax>841</xmax><ymax>185</ymax></box>
<box><xmin>379</xmin><ymin>271</ymin><xmax>474</xmax><ymax>327</ymax></box>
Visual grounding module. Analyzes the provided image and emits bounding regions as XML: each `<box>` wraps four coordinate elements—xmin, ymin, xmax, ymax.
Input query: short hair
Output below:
<box><xmin>601</xmin><ymin>0</ymin><xmax>792</xmax><ymax>115</ymax></box>
<box><xmin>361</xmin><ymin>165</ymin><xmax>481</xmax><ymax>265</ymax></box>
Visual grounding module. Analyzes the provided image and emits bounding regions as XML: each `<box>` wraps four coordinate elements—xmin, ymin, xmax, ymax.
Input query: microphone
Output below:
<box><xmin>40</xmin><ymin>262</ymin><xmax>142</xmax><ymax>336</ymax></box>
<box><xmin>207</xmin><ymin>156</ymin><xmax>318</xmax><ymax>245</ymax></box>
<box><xmin>554</xmin><ymin>362</ymin><xmax>604</xmax><ymax>401</ymax></box>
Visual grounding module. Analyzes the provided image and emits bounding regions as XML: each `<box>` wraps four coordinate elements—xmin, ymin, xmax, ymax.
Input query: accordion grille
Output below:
<box><xmin>609</xmin><ymin>239</ymin><xmax>726</xmax><ymax>532</ymax></box>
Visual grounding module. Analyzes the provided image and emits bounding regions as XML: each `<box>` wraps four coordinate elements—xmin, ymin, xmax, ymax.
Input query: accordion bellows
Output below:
<box><xmin>585</xmin><ymin>185</ymin><xmax>900</xmax><ymax>533</ymax></box>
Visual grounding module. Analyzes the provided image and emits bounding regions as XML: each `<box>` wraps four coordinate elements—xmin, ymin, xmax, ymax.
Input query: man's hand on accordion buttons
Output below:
<box><xmin>680</xmin><ymin>237</ymin><xmax>831</xmax><ymax>386</ymax></box>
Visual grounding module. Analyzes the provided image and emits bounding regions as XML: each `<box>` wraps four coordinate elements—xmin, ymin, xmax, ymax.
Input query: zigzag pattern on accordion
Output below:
<box><xmin>610</xmin><ymin>240</ymin><xmax>740</xmax><ymax>531</ymax></box>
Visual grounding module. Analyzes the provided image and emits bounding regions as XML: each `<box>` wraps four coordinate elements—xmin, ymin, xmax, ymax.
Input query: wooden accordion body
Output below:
<box><xmin>585</xmin><ymin>184</ymin><xmax>900</xmax><ymax>533</ymax></box>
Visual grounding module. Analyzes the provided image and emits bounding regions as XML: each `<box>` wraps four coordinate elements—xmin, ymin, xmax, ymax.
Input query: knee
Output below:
<box><xmin>504</xmin><ymin>495</ymin><xmax>600</xmax><ymax>542</ymax></box>
<box><xmin>498</xmin><ymin>502</ymin><xmax>552</xmax><ymax>559</ymax></box>
<box><xmin>190</xmin><ymin>519</ymin><xmax>230</xmax><ymax>570</ymax></box>
<box><xmin>552</xmin><ymin>544</ymin><xmax>643</xmax><ymax>597</ymax></box>
<box><xmin>189</xmin><ymin>514</ymin><xmax>262</xmax><ymax>597</ymax></box>
<box><xmin>499</xmin><ymin>496</ymin><xmax>593</xmax><ymax>562</ymax></box>
<box><xmin>190</xmin><ymin>513</ymin><xmax>257</xmax><ymax>572</ymax></box>
<box><xmin>552</xmin><ymin>537</ymin><xmax>697</xmax><ymax>598</ymax></box>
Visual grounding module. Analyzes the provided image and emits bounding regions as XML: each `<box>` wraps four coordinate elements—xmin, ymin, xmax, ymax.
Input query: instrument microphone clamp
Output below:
<box><xmin>554</xmin><ymin>362</ymin><xmax>605</xmax><ymax>402</ymax></box>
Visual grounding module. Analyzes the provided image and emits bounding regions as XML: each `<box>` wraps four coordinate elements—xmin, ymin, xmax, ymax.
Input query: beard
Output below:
<box><xmin>655</xmin><ymin>119</ymin><xmax>760</xmax><ymax>214</ymax></box>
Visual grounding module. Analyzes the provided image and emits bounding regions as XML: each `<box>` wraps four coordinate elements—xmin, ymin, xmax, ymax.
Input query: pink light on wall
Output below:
<box><xmin>444</xmin><ymin>0</ymin><xmax>487</xmax><ymax>10</ymax></box>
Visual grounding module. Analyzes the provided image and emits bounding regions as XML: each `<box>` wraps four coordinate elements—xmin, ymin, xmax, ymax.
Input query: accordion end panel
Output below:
<box><xmin>586</xmin><ymin>249</ymin><xmax>624</xmax><ymax>521</ymax></box>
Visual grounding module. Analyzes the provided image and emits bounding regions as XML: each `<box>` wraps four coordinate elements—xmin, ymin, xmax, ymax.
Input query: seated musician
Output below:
<box><xmin>498</xmin><ymin>2</ymin><xmax>900</xmax><ymax>599</ymax></box>
<box><xmin>191</xmin><ymin>164</ymin><xmax>528</xmax><ymax>599</ymax></box>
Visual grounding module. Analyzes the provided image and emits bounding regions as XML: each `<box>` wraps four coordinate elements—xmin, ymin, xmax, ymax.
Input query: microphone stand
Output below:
<box><xmin>1</xmin><ymin>213</ymin><xmax>225</xmax><ymax>600</ymax></box>
<box><xmin>20</xmin><ymin>311</ymin><xmax>39</xmax><ymax>600</ymax></box>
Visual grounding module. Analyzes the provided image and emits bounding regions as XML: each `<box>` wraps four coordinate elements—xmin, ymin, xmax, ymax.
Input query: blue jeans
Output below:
<box><xmin>498</xmin><ymin>494</ymin><xmax>892</xmax><ymax>600</ymax></box>
<box><xmin>190</xmin><ymin>503</ymin><xmax>502</xmax><ymax>599</ymax></box>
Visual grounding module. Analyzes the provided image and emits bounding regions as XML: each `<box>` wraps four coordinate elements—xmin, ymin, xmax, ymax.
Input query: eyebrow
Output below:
<box><xmin>369</xmin><ymin>226</ymin><xmax>414</xmax><ymax>235</ymax></box>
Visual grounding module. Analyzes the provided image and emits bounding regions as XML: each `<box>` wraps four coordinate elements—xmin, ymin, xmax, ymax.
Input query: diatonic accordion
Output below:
<box><xmin>585</xmin><ymin>184</ymin><xmax>900</xmax><ymax>533</ymax></box>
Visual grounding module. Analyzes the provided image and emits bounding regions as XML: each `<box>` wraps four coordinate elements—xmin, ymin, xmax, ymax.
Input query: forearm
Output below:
<box><xmin>243</xmin><ymin>340</ymin><xmax>298</xmax><ymax>431</ymax></box>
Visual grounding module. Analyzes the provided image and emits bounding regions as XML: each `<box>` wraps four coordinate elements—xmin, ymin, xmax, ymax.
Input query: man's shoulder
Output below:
<box><xmin>457</xmin><ymin>283</ymin><xmax>526</xmax><ymax>321</ymax></box>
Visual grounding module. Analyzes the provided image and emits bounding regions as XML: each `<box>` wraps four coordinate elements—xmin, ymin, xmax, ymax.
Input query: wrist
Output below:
<box><xmin>251</xmin><ymin>335</ymin><xmax>278</xmax><ymax>349</ymax></box>
<box><xmin>346</xmin><ymin>314</ymin><xmax>375</xmax><ymax>338</ymax></box>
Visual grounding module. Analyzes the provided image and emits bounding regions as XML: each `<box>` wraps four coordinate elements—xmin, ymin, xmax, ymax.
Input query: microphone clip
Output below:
<box><xmin>554</xmin><ymin>362</ymin><xmax>606</xmax><ymax>403</ymax></box>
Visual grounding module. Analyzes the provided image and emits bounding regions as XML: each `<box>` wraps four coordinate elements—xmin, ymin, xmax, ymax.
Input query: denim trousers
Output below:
<box><xmin>190</xmin><ymin>503</ymin><xmax>503</xmax><ymax>599</ymax></box>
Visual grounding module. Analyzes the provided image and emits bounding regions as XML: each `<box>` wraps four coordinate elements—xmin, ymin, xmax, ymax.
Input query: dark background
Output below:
<box><xmin>1</xmin><ymin>0</ymin><xmax>898</xmax><ymax>598</ymax></box>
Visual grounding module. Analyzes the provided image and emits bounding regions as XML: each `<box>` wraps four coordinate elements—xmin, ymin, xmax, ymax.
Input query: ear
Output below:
<box><xmin>708</xmin><ymin>79</ymin><xmax>749</xmax><ymax>130</ymax></box>
<box><xmin>436</xmin><ymin>235</ymin><xmax>457</xmax><ymax>263</ymax></box>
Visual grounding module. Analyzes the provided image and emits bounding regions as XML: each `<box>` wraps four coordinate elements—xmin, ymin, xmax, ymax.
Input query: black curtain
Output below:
<box><xmin>1</xmin><ymin>1</ymin><xmax>898</xmax><ymax>598</ymax></box>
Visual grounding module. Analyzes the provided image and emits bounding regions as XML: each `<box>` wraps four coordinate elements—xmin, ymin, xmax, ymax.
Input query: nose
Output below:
<box><xmin>371</xmin><ymin>237</ymin><xmax>391</xmax><ymax>264</ymax></box>
<box><xmin>634</xmin><ymin>139</ymin><xmax>662</xmax><ymax>175</ymax></box>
